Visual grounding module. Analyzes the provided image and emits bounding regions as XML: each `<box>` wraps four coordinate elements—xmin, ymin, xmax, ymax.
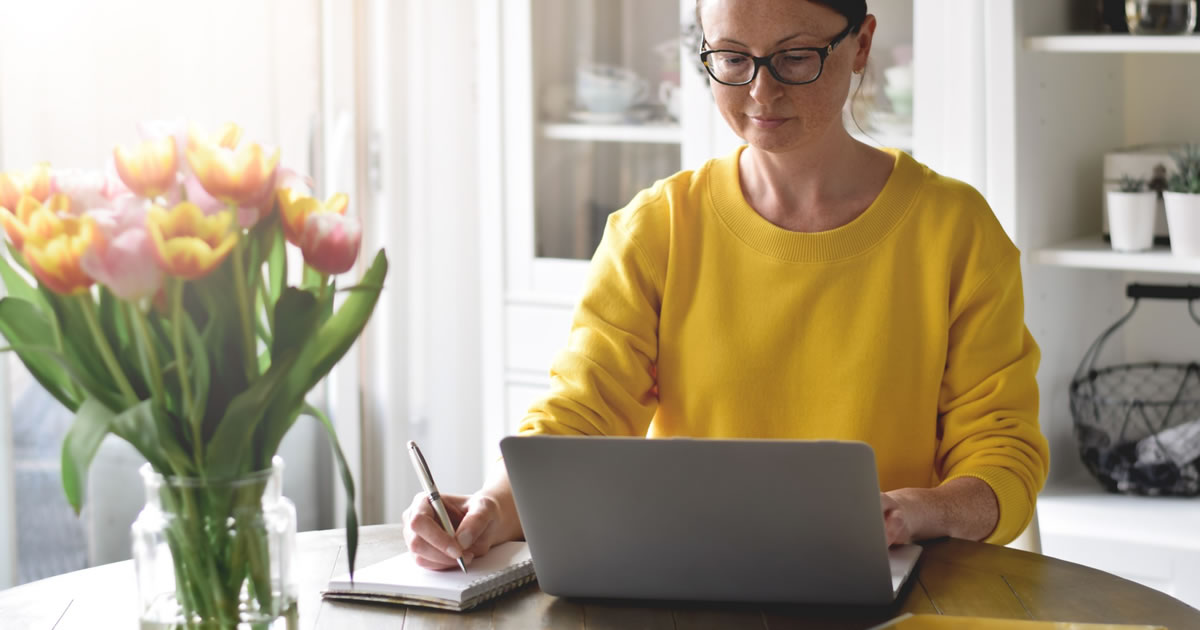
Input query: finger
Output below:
<box><xmin>410</xmin><ymin>538</ymin><xmax>458</xmax><ymax>570</ymax></box>
<box><xmin>442</xmin><ymin>496</ymin><xmax>471</xmax><ymax>524</ymax></box>
<box><xmin>886</xmin><ymin>514</ymin><xmax>910</xmax><ymax>546</ymax></box>
<box><xmin>461</xmin><ymin>518</ymin><xmax>495</xmax><ymax>556</ymax></box>
<box><xmin>407</xmin><ymin>512</ymin><xmax>465</xmax><ymax>560</ymax></box>
<box><xmin>415</xmin><ymin>552</ymin><xmax>475</xmax><ymax>571</ymax></box>
<box><xmin>454</xmin><ymin>499</ymin><xmax>498</xmax><ymax>550</ymax></box>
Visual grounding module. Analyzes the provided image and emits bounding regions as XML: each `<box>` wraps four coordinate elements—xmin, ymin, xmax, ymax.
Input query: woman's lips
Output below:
<box><xmin>749</xmin><ymin>116</ymin><xmax>788</xmax><ymax>129</ymax></box>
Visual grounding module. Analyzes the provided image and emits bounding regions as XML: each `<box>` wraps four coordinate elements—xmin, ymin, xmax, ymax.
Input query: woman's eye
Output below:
<box><xmin>782</xmin><ymin>53</ymin><xmax>815</xmax><ymax>64</ymax></box>
<box><xmin>719</xmin><ymin>55</ymin><xmax>748</xmax><ymax>66</ymax></box>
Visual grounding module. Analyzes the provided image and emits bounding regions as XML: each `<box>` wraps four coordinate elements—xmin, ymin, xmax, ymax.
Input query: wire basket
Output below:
<box><xmin>1069</xmin><ymin>284</ymin><xmax>1200</xmax><ymax>496</ymax></box>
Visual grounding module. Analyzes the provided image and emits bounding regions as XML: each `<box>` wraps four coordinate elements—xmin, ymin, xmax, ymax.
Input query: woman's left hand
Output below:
<box><xmin>880</xmin><ymin>490</ymin><xmax>928</xmax><ymax>546</ymax></box>
<box><xmin>880</xmin><ymin>477</ymin><xmax>1000</xmax><ymax>546</ymax></box>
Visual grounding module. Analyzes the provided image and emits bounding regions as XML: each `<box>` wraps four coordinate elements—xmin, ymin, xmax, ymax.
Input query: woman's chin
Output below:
<box><xmin>742</xmin><ymin>129</ymin><xmax>798</xmax><ymax>153</ymax></box>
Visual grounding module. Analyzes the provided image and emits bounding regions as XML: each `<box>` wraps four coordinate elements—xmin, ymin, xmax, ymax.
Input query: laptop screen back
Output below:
<box><xmin>501</xmin><ymin>436</ymin><xmax>913</xmax><ymax>605</ymax></box>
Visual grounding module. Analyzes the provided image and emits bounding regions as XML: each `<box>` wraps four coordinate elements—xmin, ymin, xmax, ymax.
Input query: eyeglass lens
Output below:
<box><xmin>707</xmin><ymin>50</ymin><xmax>822</xmax><ymax>85</ymax></box>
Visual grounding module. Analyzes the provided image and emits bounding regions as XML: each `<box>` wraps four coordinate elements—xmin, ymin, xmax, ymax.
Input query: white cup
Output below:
<box><xmin>576</xmin><ymin>64</ymin><xmax>647</xmax><ymax>114</ymax></box>
<box><xmin>658</xmin><ymin>81</ymin><xmax>681</xmax><ymax>121</ymax></box>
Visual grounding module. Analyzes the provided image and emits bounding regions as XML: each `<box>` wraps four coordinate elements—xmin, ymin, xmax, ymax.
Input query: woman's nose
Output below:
<box><xmin>748</xmin><ymin>68</ymin><xmax>783</xmax><ymax>103</ymax></box>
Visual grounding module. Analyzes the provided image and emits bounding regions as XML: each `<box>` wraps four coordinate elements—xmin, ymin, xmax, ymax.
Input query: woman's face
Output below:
<box><xmin>699</xmin><ymin>0</ymin><xmax>873</xmax><ymax>153</ymax></box>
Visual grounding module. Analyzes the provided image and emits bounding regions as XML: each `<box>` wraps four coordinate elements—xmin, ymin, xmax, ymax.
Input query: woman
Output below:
<box><xmin>404</xmin><ymin>0</ymin><xmax>1049</xmax><ymax>569</ymax></box>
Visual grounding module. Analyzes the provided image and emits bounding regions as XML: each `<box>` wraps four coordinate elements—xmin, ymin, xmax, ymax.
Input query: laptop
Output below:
<box><xmin>499</xmin><ymin>435</ymin><xmax>922</xmax><ymax>605</ymax></box>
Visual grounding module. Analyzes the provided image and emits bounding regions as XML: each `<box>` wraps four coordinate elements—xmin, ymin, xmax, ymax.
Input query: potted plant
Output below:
<box><xmin>1107</xmin><ymin>175</ymin><xmax>1156</xmax><ymax>252</ymax></box>
<box><xmin>1164</xmin><ymin>144</ymin><xmax>1200</xmax><ymax>257</ymax></box>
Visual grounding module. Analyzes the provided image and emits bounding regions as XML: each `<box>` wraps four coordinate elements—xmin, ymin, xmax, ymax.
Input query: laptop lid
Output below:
<box><xmin>500</xmin><ymin>435</ymin><xmax>921</xmax><ymax>606</ymax></box>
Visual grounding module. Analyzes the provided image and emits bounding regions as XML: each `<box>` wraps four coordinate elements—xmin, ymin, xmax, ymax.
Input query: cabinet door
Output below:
<box><xmin>501</xmin><ymin>0</ymin><xmax>685</xmax><ymax>298</ymax></box>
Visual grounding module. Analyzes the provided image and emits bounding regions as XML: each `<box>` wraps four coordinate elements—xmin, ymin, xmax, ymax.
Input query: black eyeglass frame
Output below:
<box><xmin>698</xmin><ymin>19</ymin><xmax>860</xmax><ymax>87</ymax></box>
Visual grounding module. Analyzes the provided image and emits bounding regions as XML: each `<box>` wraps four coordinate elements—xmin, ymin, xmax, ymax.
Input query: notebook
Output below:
<box><xmin>322</xmin><ymin>541</ymin><xmax>535</xmax><ymax>611</ymax></box>
<box><xmin>868</xmin><ymin>613</ymin><xmax>1167</xmax><ymax>630</ymax></box>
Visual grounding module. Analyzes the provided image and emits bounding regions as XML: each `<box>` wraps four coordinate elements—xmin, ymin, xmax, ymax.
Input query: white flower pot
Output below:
<box><xmin>1164</xmin><ymin>192</ymin><xmax>1200</xmax><ymax>257</ymax></box>
<box><xmin>1106</xmin><ymin>190</ymin><xmax>1157</xmax><ymax>252</ymax></box>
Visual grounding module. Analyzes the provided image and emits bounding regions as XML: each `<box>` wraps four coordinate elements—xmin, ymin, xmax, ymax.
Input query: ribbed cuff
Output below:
<box><xmin>945</xmin><ymin>466</ymin><xmax>1033</xmax><ymax>545</ymax></box>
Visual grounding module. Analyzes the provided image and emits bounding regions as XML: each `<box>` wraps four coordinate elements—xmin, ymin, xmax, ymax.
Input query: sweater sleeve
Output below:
<box><xmin>936</xmin><ymin>251</ymin><xmax>1050</xmax><ymax>545</ymax></box>
<box><xmin>518</xmin><ymin>206</ymin><xmax>663</xmax><ymax>437</ymax></box>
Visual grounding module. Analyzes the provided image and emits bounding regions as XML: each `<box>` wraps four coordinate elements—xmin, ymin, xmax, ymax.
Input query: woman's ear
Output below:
<box><xmin>853</xmin><ymin>14</ymin><xmax>878</xmax><ymax>73</ymax></box>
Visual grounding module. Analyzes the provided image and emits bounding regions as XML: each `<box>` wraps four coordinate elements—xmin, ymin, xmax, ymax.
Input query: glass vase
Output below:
<box><xmin>132</xmin><ymin>456</ymin><xmax>298</xmax><ymax>630</ymax></box>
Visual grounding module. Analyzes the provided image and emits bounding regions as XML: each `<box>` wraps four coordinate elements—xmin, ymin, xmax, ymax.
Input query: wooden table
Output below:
<box><xmin>3</xmin><ymin>524</ymin><xmax>1199</xmax><ymax>629</ymax></box>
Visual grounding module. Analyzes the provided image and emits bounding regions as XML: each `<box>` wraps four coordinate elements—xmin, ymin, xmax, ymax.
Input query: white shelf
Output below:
<box><xmin>1034</xmin><ymin>235</ymin><xmax>1200</xmax><ymax>274</ymax></box>
<box><xmin>1027</xmin><ymin>34</ymin><xmax>1200</xmax><ymax>54</ymax></box>
<box><xmin>1039</xmin><ymin>477</ymin><xmax>1200</xmax><ymax>551</ymax></box>
<box><xmin>540</xmin><ymin>122</ymin><xmax>682</xmax><ymax>144</ymax></box>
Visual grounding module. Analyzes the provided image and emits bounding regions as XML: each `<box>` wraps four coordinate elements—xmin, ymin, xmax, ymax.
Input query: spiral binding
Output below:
<box><xmin>461</xmin><ymin>563</ymin><xmax>537</xmax><ymax>609</ymax></box>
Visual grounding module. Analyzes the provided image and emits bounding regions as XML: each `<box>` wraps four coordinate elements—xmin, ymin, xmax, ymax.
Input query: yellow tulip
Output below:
<box><xmin>22</xmin><ymin>207</ymin><xmax>96</xmax><ymax>295</ymax></box>
<box><xmin>1</xmin><ymin>193</ymin><xmax>71</xmax><ymax>250</ymax></box>
<box><xmin>146</xmin><ymin>202</ymin><xmax>238</xmax><ymax>279</ymax></box>
<box><xmin>0</xmin><ymin>163</ymin><xmax>53</xmax><ymax>211</ymax></box>
<box><xmin>113</xmin><ymin>136</ymin><xmax>179</xmax><ymax>198</ymax></box>
<box><xmin>186</xmin><ymin>123</ymin><xmax>278</xmax><ymax>206</ymax></box>
<box><xmin>277</xmin><ymin>189</ymin><xmax>348</xmax><ymax>246</ymax></box>
<box><xmin>0</xmin><ymin>172</ymin><xmax>21</xmax><ymax>212</ymax></box>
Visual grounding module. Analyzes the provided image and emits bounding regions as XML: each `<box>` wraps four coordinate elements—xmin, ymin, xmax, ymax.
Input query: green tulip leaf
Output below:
<box><xmin>304</xmin><ymin>402</ymin><xmax>358</xmax><ymax>579</ymax></box>
<box><xmin>109</xmin><ymin>399</ymin><xmax>185</xmax><ymax>476</ymax></box>
<box><xmin>257</xmin><ymin>251</ymin><xmax>387</xmax><ymax>462</ymax></box>
<box><xmin>181</xmin><ymin>312</ymin><xmax>211</xmax><ymax>427</ymax></box>
<box><xmin>204</xmin><ymin>348</ymin><xmax>299</xmax><ymax>479</ymax></box>
<box><xmin>60</xmin><ymin>397</ymin><xmax>116</xmax><ymax>514</ymax></box>
<box><xmin>0</xmin><ymin>254</ymin><xmax>51</xmax><ymax>315</ymax></box>
<box><xmin>0</xmin><ymin>297</ymin><xmax>80</xmax><ymax>410</ymax></box>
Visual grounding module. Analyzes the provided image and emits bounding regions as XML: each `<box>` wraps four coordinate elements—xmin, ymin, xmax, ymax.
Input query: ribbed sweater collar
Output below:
<box><xmin>708</xmin><ymin>145</ymin><xmax>923</xmax><ymax>263</ymax></box>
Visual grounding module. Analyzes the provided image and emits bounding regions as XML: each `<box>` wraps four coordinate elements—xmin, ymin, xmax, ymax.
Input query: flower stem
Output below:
<box><xmin>128</xmin><ymin>303</ymin><xmax>165</xmax><ymax>398</ymax></box>
<box><xmin>169</xmin><ymin>280</ymin><xmax>199</xmax><ymax>462</ymax></box>
<box><xmin>76</xmin><ymin>294</ymin><xmax>138</xmax><ymax>407</ymax></box>
<box><xmin>231</xmin><ymin>237</ymin><xmax>258</xmax><ymax>384</ymax></box>
<box><xmin>47</xmin><ymin>302</ymin><xmax>83</xmax><ymax>402</ymax></box>
<box><xmin>258</xmin><ymin>267</ymin><xmax>274</xmax><ymax>337</ymax></box>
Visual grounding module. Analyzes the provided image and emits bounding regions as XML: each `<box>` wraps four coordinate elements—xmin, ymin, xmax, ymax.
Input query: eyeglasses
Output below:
<box><xmin>699</xmin><ymin>20</ymin><xmax>859</xmax><ymax>87</ymax></box>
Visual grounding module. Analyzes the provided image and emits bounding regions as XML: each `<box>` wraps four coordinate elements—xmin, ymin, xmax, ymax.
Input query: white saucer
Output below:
<box><xmin>567</xmin><ymin>109</ymin><xmax>652</xmax><ymax>124</ymax></box>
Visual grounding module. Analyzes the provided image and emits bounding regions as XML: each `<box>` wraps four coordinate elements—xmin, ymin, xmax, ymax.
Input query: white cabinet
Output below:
<box><xmin>985</xmin><ymin>0</ymin><xmax>1200</xmax><ymax>607</ymax></box>
<box><xmin>482</xmin><ymin>0</ymin><xmax>743</xmax><ymax>460</ymax></box>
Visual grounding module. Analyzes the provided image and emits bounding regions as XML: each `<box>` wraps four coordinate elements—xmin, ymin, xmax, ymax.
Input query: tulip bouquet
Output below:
<box><xmin>0</xmin><ymin>121</ymin><xmax>381</xmax><ymax>627</ymax></box>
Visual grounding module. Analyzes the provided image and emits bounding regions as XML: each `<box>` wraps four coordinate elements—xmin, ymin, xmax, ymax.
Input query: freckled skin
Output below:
<box><xmin>699</xmin><ymin>0</ymin><xmax>872</xmax><ymax>154</ymax></box>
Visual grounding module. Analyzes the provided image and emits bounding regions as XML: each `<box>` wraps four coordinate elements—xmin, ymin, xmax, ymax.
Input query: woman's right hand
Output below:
<box><xmin>401</xmin><ymin>469</ymin><xmax>523</xmax><ymax>570</ymax></box>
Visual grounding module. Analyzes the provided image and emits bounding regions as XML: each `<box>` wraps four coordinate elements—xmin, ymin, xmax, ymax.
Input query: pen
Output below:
<box><xmin>407</xmin><ymin>440</ymin><xmax>468</xmax><ymax>573</ymax></box>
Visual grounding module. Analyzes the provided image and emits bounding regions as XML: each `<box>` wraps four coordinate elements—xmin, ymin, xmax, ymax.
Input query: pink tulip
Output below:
<box><xmin>80</xmin><ymin>200</ymin><xmax>163</xmax><ymax>301</ymax></box>
<box><xmin>299</xmin><ymin>212</ymin><xmax>361</xmax><ymax>275</ymax></box>
<box><xmin>276</xmin><ymin>168</ymin><xmax>314</xmax><ymax>196</ymax></box>
<box><xmin>171</xmin><ymin>173</ymin><xmax>226</xmax><ymax>215</ymax></box>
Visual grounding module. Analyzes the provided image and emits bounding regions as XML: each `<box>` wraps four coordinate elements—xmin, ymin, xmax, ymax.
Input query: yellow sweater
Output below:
<box><xmin>519</xmin><ymin>146</ymin><xmax>1050</xmax><ymax>545</ymax></box>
